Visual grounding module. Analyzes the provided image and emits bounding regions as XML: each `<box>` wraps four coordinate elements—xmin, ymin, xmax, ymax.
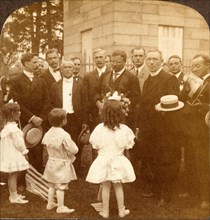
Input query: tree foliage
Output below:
<box><xmin>0</xmin><ymin>0</ymin><xmax>63</xmax><ymax>70</ymax></box>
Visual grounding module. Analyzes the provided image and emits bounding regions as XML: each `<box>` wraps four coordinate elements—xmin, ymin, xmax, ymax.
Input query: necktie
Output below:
<box><xmin>139</xmin><ymin>72</ymin><xmax>145</xmax><ymax>78</ymax></box>
<box><xmin>136</xmin><ymin>69</ymin><xmax>139</xmax><ymax>76</ymax></box>
<box><xmin>73</xmin><ymin>75</ymin><xmax>79</xmax><ymax>81</ymax></box>
<box><xmin>113</xmin><ymin>72</ymin><xmax>119</xmax><ymax>81</ymax></box>
<box><xmin>28</xmin><ymin>75</ymin><xmax>34</xmax><ymax>81</ymax></box>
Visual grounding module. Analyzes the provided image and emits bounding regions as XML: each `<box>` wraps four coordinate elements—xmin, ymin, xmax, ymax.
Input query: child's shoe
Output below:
<box><xmin>99</xmin><ymin>208</ymin><xmax>109</xmax><ymax>218</ymax></box>
<box><xmin>18</xmin><ymin>194</ymin><xmax>26</xmax><ymax>199</ymax></box>
<box><xmin>119</xmin><ymin>206</ymin><xmax>130</xmax><ymax>218</ymax></box>
<box><xmin>46</xmin><ymin>202</ymin><xmax>57</xmax><ymax>210</ymax></box>
<box><xmin>56</xmin><ymin>206</ymin><xmax>75</xmax><ymax>213</ymax></box>
<box><xmin>9</xmin><ymin>196</ymin><xmax>28</xmax><ymax>204</ymax></box>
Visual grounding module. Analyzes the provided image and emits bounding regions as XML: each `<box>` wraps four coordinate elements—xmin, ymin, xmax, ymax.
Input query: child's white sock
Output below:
<box><xmin>9</xmin><ymin>190</ymin><xmax>18</xmax><ymax>199</ymax></box>
<box><xmin>56</xmin><ymin>189</ymin><xmax>64</xmax><ymax>208</ymax></box>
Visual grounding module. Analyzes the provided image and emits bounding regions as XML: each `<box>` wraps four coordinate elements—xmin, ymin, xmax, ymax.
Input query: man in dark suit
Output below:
<box><xmin>168</xmin><ymin>55</ymin><xmax>185</xmax><ymax>93</ymax></box>
<box><xmin>50</xmin><ymin>59</ymin><xmax>89</xmax><ymax>175</ymax></box>
<box><xmin>138</xmin><ymin>49</ymin><xmax>179</xmax><ymax>197</ymax></box>
<box><xmin>42</xmin><ymin>48</ymin><xmax>61</xmax><ymax>92</ymax></box>
<box><xmin>94</xmin><ymin>50</ymin><xmax>140</xmax><ymax>181</ymax></box>
<box><xmin>129</xmin><ymin>47</ymin><xmax>150</xmax><ymax>92</ymax></box>
<box><xmin>95</xmin><ymin>50</ymin><xmax>140</xmax><ymax>131</ymax></box>
<box><xmin>10</xmin><ymin>52</ymin><xmax>52</xmax><ymax>189</ymax></box>
<box><xmin>180</xmin><ymin>54</ymin><xmax>210</xmax><ymax>209</ymax></box>
<box><xmin>83</xmin><ymin>48</ymin><xmax>110</xmax><ymax>131</ymax></box>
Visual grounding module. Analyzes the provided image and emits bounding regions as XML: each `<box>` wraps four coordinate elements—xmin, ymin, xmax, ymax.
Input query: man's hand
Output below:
<box><xmin>187</xmin><ymin>99</ymin><xmax>202</xmax><ymax>107</ymax></box>
<box><xmin>135</xmin><ymin>128</ymin><xmax>139</xmax><ymax>140</ymax></box>
<box><xmin>82</xmin><ymin>123</ymin><xmax>89</xmax><ymax>131</ymax></box>
<box><xmin>31</xmin><ymin>116</ymin><xmax>43</xmax><ymax>127</ymax></box>
<box><xmin>96</xmin><ymin>100</ymin><xmax>103</xmax><ymax>111</ymax></box>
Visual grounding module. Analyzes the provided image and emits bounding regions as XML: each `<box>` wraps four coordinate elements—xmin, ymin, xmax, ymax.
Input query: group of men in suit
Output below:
<box><xmin>6</xmin><ymin>46</ymin><xmax>209</xmax><ymax>209</ymax></box>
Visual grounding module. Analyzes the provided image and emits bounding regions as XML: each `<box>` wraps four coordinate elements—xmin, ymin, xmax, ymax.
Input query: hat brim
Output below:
<box><xmin>205</xmin><ymin>111</ymin><xmax>210</xmax><ymax>127</ymax></box>
<box><xmin>155</xmin><ymin>101</ymin><xmax>184</xmax><ymax>112</ymax></box>
<box><xmin>22</xmin><ymin>123</ymin><xmax>43</xmax><ymax>148</ymax></box>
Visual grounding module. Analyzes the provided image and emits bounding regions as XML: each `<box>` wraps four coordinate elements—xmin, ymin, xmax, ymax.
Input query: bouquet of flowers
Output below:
<box><xmin>103</xmin><ymin>91</ymin><xmax>131</xmax><ymax>116</ymax></box>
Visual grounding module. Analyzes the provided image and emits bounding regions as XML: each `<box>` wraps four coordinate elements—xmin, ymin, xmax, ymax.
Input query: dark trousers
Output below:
<box><xmin>184</xmin><ymin>137</ymin><xmax>209</xmax><ymax>202</ymax></box>
<box><xmin>63</xmin><ymin>113</ymin><xmax>81</xmax><ymax>175</ymax></box>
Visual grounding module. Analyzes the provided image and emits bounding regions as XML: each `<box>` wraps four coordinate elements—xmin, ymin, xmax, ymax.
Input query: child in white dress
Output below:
<box><xmin>42</xmin><ymin>108</ymin><xmax>78</xmax><ymax>214</ymax></box>
<box><xmin>0</xmin><ymin>102</ymin><xmax>29</xmax><ymax>204</ymax></box>
<box><xmin>86</xmin><ymin>97</ymin><xmax>136</xmax><ymax>218</ymax></box>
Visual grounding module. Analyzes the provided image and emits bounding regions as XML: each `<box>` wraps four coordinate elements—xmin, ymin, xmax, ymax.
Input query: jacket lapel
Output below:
<box><xmin>142</xmin><ymin>71</ymin><xmax>165</xmax><ymax>97</ymax></box>
<box><xmin>57</xmin><ymin>80</ymin><xmax>63</xmax><ymax>106</ymax></box>
<box><xmin>30</xmin><ymin>76</ymin><xmax>38</xmax><ymax>92</ymax></box>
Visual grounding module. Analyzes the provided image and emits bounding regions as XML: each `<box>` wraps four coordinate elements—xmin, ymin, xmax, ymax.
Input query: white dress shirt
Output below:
<box><xmin>23</xmin><ymin>70</ymin><xmax>34</xmax><ymax>81</ymax></box>
<box><xmin>97</xmin><ymin>65</ymin><xmax>107</xmax><ymax>77</ymax></box>
<box><xmin>150</xmin><ymin>67</ymin><xmax>163</xmax><ymax>77</ymax></box>
<box><xmin>62</xmin><ymin>77</ymin><xmax>74</xmax><ymax>114</ymax></box>
<box><xmin>113</xmin><ymin>67</ymin><xmax>125</xmax><ymax>80</ymax></box>
<box><xmin>174</xmin><ymin>71</ymin><xmax>182</xmax><ymax>79</ymax></box>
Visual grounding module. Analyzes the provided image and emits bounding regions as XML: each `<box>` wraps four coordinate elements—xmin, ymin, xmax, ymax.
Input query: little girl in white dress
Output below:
<box><xmin>42</xmin><ymin>108</ymin><xmax>78</xmax><ymax>214</ymax></box>
<box><xmin>0</xmin><ymin>102</ymin><xmax>29</xmax><ymax>204</ymax></box>
<box><xmin>86</xmin><ymin>96</ymin><xmax>136</xmax><ymax>218</ymax></box>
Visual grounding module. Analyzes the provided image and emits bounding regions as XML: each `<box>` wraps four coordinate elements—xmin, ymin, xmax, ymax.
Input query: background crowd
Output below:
<box><xmin>0</xmin><ymin>46</ymin><xmax>209</xmax><ymax>214</ymax></box>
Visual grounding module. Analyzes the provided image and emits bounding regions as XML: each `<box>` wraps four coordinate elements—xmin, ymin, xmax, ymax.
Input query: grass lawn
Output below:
<box><xmin>0</xmin><ymin>171</ymin><xmax>209</xmax><ymax>219</ymax></box>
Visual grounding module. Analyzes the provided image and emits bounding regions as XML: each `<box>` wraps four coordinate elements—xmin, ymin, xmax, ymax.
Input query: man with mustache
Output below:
<box><xmin>9</xmin><ymin>52</ymin><xmax>51</xmax><ymax>190</ymax></box>
<box><xmin>83</xmin><ymin>48</ymin><xmax>110</xmax><ymax>131</ymax></box>
<box><xmin>42</xmin><ymin>48</ymin><xmax>62</xmax><ymax>93</ymax></box>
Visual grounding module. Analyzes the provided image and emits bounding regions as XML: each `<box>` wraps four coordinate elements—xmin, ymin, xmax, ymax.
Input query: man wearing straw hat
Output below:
<box><xmin>180</xmin><ymin>54</ymin><xmax>210</xmax><ymax>209</ymax></box>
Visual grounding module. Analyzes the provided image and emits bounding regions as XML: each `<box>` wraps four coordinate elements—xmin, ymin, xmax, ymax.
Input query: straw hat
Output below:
<box><xmin>205</xmin><ymin>111</ymin><xmax>210</xmax><ymax>127</ymax></box>
<box><xmin>155</xmin><ymin>95</ymin><xmax>184</xmax><ymax>112</ymax></box>
<box><xmin>22</xmin><ymin>123</ymin><xmax>43</xmax><ymax>149</ymax></box>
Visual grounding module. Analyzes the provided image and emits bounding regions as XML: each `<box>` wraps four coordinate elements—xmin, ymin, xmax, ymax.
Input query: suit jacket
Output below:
<box><xmin>138</xmin><ymin>69</ymin><xmax>179</xmax><ymax>134</ymax></box>
<box><xmin>42</xmin><ymin>69</ymin><xmax>61</xmax><ymax>92</ymax></box>
<box><xmin>180</xmin><ymin>74</ymin><xmax>210</xmax><ymax>139</ymax></box>
<box><xmin>50</xmin><ymin>77</ymin><xmax>89</xmax><ymax>127</ymax></box>
<box><xmin>129</xmin><ymin>64</ymin><xmax>150</xmax><ymax>92</ymax></box>
<box><xmin>83</xmin><ymin>67</ymin><xmax>110</xmax><ymax>120</ymax></box>
<box><xmin>10</xmin><ymin>73</ymin><xmax>51</xmax><ymax>127</ymax></box>
<box><xmin>177</xmin><ymin>72</ymin><xmax>185</xmax><ymax>86</ymax></box>
<box><xmin>95</xmin><ymin>69</ymin><xmax>141</xmax><ymax>129</ymax></box>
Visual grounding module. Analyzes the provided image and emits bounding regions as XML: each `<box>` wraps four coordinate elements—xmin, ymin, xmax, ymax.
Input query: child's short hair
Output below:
<box><xmin>2</xmin><ymin>102</ymin><xmax>20</xmax><ymax>121</ymax></box>
<box><xmin>101</xmin><ymin>100</ymin><xmax>123</xmax><ymax>130</ymax></box>
<box><xmin>48</xmin><ymin>108</ymin><xmax>66</xmax><ymax>127</ymax></box>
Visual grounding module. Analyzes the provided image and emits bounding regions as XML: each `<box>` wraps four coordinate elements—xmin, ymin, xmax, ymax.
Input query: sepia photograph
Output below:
<box><xmin>0</xmin><ymin>0</ymin><xmax>209</xmax><ymax>219</ymax></box>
